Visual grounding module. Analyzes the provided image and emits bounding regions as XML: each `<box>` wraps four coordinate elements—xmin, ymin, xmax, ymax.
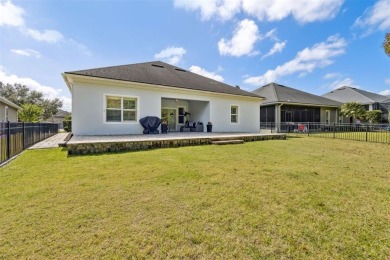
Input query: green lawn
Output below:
<box><xmin>1</xmin><ymin>137</ymin><xmax>389</xmax><ymax>258</ymax></box>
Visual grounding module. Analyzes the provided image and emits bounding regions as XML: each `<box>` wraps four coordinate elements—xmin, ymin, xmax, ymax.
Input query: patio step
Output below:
<box><xmin>211</xmin><ymin>139</ymin><xmax>245</xmax><ymax>145</ymax></box>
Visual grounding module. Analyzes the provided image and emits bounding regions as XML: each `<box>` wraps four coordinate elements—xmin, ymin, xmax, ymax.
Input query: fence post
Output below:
<box><xmin>271</xmin><ymin>122</ymin><xmax>273</xmax><ymax>133</ymax></box>
<box><xmin>333</xmin><ymin>122</ymin><xmax>336</xmax><ymax>139</ymax></box>
<box><xmin>366</xmin><ymin>124</ymin><xmax>368</xmax><ymax>142</ymax></box>
<box><xmin>7</xmin><ymin>121</ymin><xmax>11</xmax><ymax>160</ymax></box>
<box><xmin>307</xmin><ymin>122</ymin><xmax>310</xmax><ymax>137</ymax></box>
<box><xmin>22</xmin><ymin>122</ymin><xmax>25</xmax><ymax>150</ymax></box>
<box><xmin>39</xmin><ymin>123</ymin><xmax>41</xmax><ymax>141</ymax></box>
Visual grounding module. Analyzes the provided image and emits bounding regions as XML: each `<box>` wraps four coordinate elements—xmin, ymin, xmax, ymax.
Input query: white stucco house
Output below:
<box><xmin>62</xmin><ymin>61</ymin><xmax>263</xmax><ymax>135</ymax></box>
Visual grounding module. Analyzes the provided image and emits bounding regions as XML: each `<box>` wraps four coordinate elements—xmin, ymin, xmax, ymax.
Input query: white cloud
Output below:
<box><xmin>323</xmin><ymin>72</ymin><xmax>340</xmax><ymax>79</ymax></box>
<box><xmin>173</xmin><ymin>0</ymin><xmax>241</xmax><ymax>21</ymax></box>
<box><xmin>262</xmin><ymin>41</ymin><xmax>287</xmax><ymax>59</ymax></box>
<box><xmin>244</xmin><ymin>34</ymin><xmax>347</xmax><ymax>86</ymax></box>
<box><xmin>385</xmin><ymin>78</ymin><xmax>390</xmax><ymax>84</ymax></box>
<box><xmin>0</xmin><ymin>1</ymin><xmax>63</xmax><ymax>43</ymax></box>
<box><xmin>218</xmin><ymin>19</ymin><xmax>260</xmax><ymax>57</ymax></box>
<box><xmin>68</xmin><ymin>39</ymin><xmax>92</xmax><ymax>56</ymax></box>
<box><xmin>0</xmin><ymin>1</ymin><xmax>24</xmax><ymax>27</ymax></box>
<box><xmin>242</xmin><ymin>0</ymin><xmax>344</xmax><ymax>23</ymax></box>
<box><xmin>379</xmin><ymin>89</ymin><xmax>390</xmax><ymax>96</ymax></box>
<box><xmin>327</xmin><ymin>77</ymin><xmax>359</xmax><ymax>90</ymax></box>
<box><xmin>263</xmin><ymin>28</ymin><xmax>279</xmax><ymax>41</ymax></box>
<box><xmin>0</xmin><ymin>66</ymin><xmax>71</xmax><ymax>111</ymax></box>
<box><xmin>154</xmin><ymin>47</ymin><xmax>186</xmax><ymax>65</ymax></box>
<box><xmin>21</xmin><ymin>28</ymin><xmax>63</xmax><ymax>43</ymax></box>
<box><xmin>354</xmin><ymin>0</ymin><xmax>390</xmax><ymax>35</ymax></box>
<box><xmin>0</xmin><ymin>1</ymin><xmax>89</xmax><ymax>54</ymax></box>
<box><xmin>174</xmin><ymin>0</ymin><xmax>344</xmax><ymax>23</ymax></box>
<box><xmin>189</xmin><ymin>65</ymin><xmax>224</xmax><ymax>82</ymax></box>
<box><xmin>11</xmin><ymin>48</ymin><xmax>41</xmax><ymax>58</ymax></box>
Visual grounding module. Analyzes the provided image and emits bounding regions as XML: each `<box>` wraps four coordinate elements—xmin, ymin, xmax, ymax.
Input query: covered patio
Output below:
<box><xmin>161</xmin><ymin>97</ymin><xmax>209</xmax><ymax>132</ymax></box>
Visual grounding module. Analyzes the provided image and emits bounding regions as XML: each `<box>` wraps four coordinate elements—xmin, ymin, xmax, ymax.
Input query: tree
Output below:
<box><xmin>384</xmin><ymin>33</ymin><xmax>390</xmax><ymax>57</ymax></box>
<box><xmin>18</xmin><ymin>104</ymin><xmax>43</xmax><ymax>122</ymax></box>
<box><xmin>339</xmin><ymin>102</ymin><xmax>367</xmax><ymax>122</ymax></box>
<box><xmin>63</xmin><ymin>114</ymin><xmax>72</xmax><ymax>132</ymax></box>
<box><xmin>365</xmin><ymin>110</ymin><xmax>382</xmax><ymax>123</ymax></box>
<box><xmin>0</xmin><ymin>82</ymin><xmax>62</xmax><ymax>120</ymax></box>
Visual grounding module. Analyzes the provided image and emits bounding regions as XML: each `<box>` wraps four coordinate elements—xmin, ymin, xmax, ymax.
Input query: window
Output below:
<box><xmin>106</xmin><ymin>96</ymin><xmax>137</xmax><ymax>122</ymax></box>
<box><xmin>5</xmin><ymin>106</ymin><xmax>8</xmax><ymax>122</ymax></box>
<box><xmin>231</xmin><ymin>105</ymin><xmax>239</xmax><ymax>123</ymax></box>
<box><xmin>178</xmin><ymin>107</ymin><xmax>185</xmax><ymax>124</ymax></box>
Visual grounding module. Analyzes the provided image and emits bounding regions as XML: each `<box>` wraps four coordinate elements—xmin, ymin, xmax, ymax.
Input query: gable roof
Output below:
<box><xmin>0</xmin><ymin>96</ymin><xmax>22</xmax><ymax>110</ymax></box>
<box><xmin>322</xmin><ymin>86</ymin><xmax>390</xmax><ymax>104</ymax></box>
<box><xmin>252</xmin><ymin>82</ymin><xmax>341</xmax><ymax>107</ymax></box>
<box><xmin>64</xmin><ymin>61</ymin><xmax>262</xmax><ymax>99</ymax></box>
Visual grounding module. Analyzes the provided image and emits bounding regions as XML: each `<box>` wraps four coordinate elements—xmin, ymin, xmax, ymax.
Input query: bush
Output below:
<box><xmin>63</xmin><ymin>114</ymin><xmax>72</xmax><ymax>132</ymax></box>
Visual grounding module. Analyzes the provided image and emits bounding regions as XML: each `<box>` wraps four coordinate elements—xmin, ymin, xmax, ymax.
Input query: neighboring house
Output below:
<box><xmin>45</xmin><ymin>109</ymin><xmax>71</xmax><ymax>129</ymax></box>
<box><xmin>322</xmin><ymin>86</ymin><xmax>390</xmax><ymax>122</ymax></box>
<box><xmin>0</xmin><ymin>96</ymin><xmax>22</xmax><ymax>122</ymax></box>
<box><xmin>252</xmin><ymin>83</ymin><xmax>342</xmax><ymax>127</ymax></box>
<box><xmin>62</xmin><ymin>61</ymin><xmax>263</xmax><ymax>135</ymax></box>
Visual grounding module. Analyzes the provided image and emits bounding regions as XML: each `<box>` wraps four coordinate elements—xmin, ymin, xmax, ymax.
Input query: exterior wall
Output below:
<box><xmin>71</xmin><ymin>79</ymin><xmax>261</xmax><ymax>135</ymax></box>
<box><xmin>0</xmin><ymin>102</ymin><xmax>18</xmax><ymax>122</ymax></box>
<box><xmin>320</xmin><ymin>107</ymin><xmax>338</xmax><ymax>124</ymax></box>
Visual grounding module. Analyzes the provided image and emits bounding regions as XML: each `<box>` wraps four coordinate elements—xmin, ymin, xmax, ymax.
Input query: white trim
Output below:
<box><xmin>325</xmin><ymin>109</ymin><xmax>330</xmax><ymax>125</ymax></box>
<box><xmin>103</xmin><ymin>93</ymin><xmax>140</xmax><ymax>124</ymax></box>
<box><xmin>5</xmin><ymin>106</ymin><xmax>9</xmax><ymax>122</ymax></box>
<box><xmin>230</xmin><ymin>104</ymin><xmax>239</xmax><ymax>124</ymax></box>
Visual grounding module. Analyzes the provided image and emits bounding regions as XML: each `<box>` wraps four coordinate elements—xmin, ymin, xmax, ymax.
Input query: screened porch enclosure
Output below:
<box><xmin>280</xmin><ymin>105</ymin><xmax>320</xmax><ymax>123</ymax></box>
<box><xmin>260</xmin><ymin>105</ymin><xmax>321</xmax><ymax>124</ymax></box>
<box><xmin>161</xmin><ymin>98</ymin><xmax>209</xmax><ymax>132</ymax></box>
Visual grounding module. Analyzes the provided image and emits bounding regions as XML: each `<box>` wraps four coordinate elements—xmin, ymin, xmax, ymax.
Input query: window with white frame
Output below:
<box><xmin>106</xmin><ymin>96</ymin><xmax>137</xmax><ymax>122</ymax></box>
<box><xmin>231</xmin><ymin>105</ymin><xmax>239</xmax><ymax>123</ymax></box>
<box><xmin>5</xmin><ymin>106</ymin><xmax>8</xmax><ymax>122</ymax></box>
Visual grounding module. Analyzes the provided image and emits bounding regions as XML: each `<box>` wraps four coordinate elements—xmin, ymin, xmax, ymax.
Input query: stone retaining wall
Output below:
<box><xmin>67</xmin><ymin>134</ymin><xmax>286</xmax><ymax>155</ymax></box>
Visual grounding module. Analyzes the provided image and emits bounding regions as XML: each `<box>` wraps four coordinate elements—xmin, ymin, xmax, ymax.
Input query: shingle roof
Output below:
<box><xmin>65</xmin><ymin>61</ymin><xmax>261</xmax><ymax>99</ymax></box>
<box><xmin>0</xmin><ymin>96</ymin><xmax>22</xmax><ymax>110</ymax></box>
<box><xmin>252</xmin><ymin>83</ymin><xmax>341</xmax><ymax>107</ymax></box>
<box><xmin>322</xmin><ymin>86</ymin><xmax>390</xmax><ymax>104</ymax></box>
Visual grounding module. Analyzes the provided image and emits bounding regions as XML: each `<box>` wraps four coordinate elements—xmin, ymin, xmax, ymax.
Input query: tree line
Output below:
<box><xmin>0</xmin><ymin>81</ymin><xmax>63</xmax><ymax>122</ymax></box>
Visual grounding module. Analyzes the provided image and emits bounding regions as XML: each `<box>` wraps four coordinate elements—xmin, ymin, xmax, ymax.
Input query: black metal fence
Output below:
<box><xmin>261</xmin><ymin>122</ymin><xmax>390</xmax><ymax>144</ymax></box>
<box><xmin>0</xmin><ymin>122</ymin><xmax>59</xmax><ymax>164</ymax></box>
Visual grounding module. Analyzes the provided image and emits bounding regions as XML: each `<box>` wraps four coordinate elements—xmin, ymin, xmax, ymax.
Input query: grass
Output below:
<box><xmin>0</xmin><ymin>137</ymin><xmax>389</xmax><ymax>258</ymax></box>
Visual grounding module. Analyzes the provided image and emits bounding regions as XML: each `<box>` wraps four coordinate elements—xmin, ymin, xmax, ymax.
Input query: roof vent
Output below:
<box><xmin>175</xmin><ymin>68</ymin><xmax>186</xmax><ymax>72</ymax></box>
<box><xmin>151</xmin><ymin>64</ymin><xmax>164</xmax><ymax>68</ymax></box>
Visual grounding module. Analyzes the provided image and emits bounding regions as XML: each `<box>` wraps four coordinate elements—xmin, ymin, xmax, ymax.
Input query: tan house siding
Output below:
<box><xmin>0</xmin><ymin>101</ymin><xmax>18</xmax><ymax>122</ymax></box>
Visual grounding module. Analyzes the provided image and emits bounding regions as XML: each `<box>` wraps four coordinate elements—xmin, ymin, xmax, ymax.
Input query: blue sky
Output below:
<box><xmin>0</xmin><ymin>0</ymin><xmax>389</xmax><ymax>111</ymax></box>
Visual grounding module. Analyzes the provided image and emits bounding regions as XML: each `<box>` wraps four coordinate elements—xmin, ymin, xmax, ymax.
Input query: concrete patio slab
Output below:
<box><xmin>67</xmin><ymin>132</ymin><xmax>286</xmax><ymax>155</ymax></box>
<box><xmin>28</xmin><ymin>133</ymin><xmax>69</xmax><ymax>149</ymax></box>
